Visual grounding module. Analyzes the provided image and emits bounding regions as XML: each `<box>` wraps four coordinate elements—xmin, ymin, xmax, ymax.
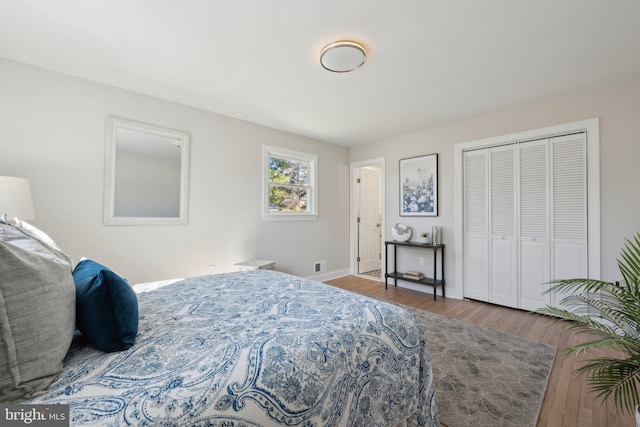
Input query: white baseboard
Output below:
<box><xmin>307</xmin><ymin>268</ymin><xmax>350</xmax><ymax>283</ymax></box>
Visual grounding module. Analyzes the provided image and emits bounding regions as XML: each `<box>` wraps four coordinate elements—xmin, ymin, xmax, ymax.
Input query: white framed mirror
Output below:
<box><xmin>104</xmin><ymin>117</ymin><xmax>190</xmax><ymax>225</ymax></box>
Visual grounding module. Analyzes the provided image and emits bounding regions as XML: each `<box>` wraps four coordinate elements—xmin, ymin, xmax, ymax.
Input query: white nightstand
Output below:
<box><xmin>234</xmin><ymin>259</ymin><xmax>276</xmax><ymax>271</ymax></box>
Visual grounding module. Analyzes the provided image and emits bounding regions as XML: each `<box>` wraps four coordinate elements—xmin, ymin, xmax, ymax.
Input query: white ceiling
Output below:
<box><xmin>1</xmin><ymin>0</ymin><xmax>640</xmax><ymax>146</ymax></box>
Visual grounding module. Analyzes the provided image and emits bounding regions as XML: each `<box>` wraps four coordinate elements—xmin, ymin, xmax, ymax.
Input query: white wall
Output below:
<box><xmin>0</xmin><ymin>58</ymin><xmax>350</xmax><ymax>284</ymax></box>
<box><xmin>351</xmin><ymin>77</ymin><xmax>640</xmax><ymax>297</ymax></box>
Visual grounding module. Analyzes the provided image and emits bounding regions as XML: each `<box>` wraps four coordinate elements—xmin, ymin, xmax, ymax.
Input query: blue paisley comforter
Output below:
<box><xmin>29</xmin><ymin>270</ymin><xmax>439</xmax><ymax>426</ymax></box>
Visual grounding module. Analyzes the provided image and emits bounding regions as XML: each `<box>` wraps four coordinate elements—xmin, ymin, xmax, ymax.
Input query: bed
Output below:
<box><xmin>24</xmin><ymin>270</ymin><xmax>439</xmax><ymax>426</ymax></box>
<box><xmin>1</xmin><ymin>218</ymin><xmax>437</xmax><ymax>426</ymax></box>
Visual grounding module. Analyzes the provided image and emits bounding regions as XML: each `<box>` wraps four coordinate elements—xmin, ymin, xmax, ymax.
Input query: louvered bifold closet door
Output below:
<box><xmin>463</xmin><ymin>149</ymin><xmax>489</xmax><ymax>301</ymax></box>
<box><xmin>518</xmin><ymin>139</ymin><xmax>551</xmax><ymax>311</ymax></box>
<box><xmin>550</xmin><ymin>133</ymin><xmax>588</xmax><ymax>308</ymax></box>
<box><xmin>489</xmin><ymin>145</ymin><xmax>518</xmax><ymax>307</ymax></box>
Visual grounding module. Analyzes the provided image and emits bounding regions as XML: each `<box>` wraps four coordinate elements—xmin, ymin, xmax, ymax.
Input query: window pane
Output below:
<box><xmin>269</xmin><ymin>185</ymin><xmax>309</xmax><ymax>212</ymax></box>
<box><xmin>268</xmin><ymin>156</ymin><xmax>309</xmax><ymax>185</ymax></box>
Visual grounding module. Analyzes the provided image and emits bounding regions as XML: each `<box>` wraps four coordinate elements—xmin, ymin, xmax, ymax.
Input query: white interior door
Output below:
<box><xmin>518</xmin><ymin>139</ymin><xmax>551</xmax><ymax>310</ymax></box>
<box><xmin>358</xmin><ymin>167</ymin><xmax>381</xmax><ymax>274</ymax></box>
<box><xmin>463</xmin><ymin>150</ymin><xmax>490</xmax><ymax>301</ymax></box>
<box><xmin>456</xmin><ymin>120</ymin><xmax>599</xmax><ymax>307</ymax></box>
<box><xmin>489</xmin><ymin>145</ymin><xmax>518</xmax><ymax>307</ymax></box>
<box><xmin>463</xmin><ymin>135</ymin><xmax>588</xmax><ymax>311</ymax></box>
<box><xmin>550</xmin><ymin>133</ymin><xmax>588</xmax><ymax>308</ymax></box>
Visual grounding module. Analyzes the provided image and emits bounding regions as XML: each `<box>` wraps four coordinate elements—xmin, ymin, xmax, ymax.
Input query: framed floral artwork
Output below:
<box><xmin>400</xmin><ymin>153</ymin><xmax>438</xmax><ymax>216</ymax></box>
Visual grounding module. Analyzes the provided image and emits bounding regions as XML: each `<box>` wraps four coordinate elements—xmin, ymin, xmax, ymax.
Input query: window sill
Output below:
<box><xmin>262</xmin><ymin>213</ymin><xmax>318</xmax><ymax>222</ymax></box>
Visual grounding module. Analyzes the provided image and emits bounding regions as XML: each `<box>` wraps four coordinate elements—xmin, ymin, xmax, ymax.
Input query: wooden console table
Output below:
<box><xmin>384</xmin><ymin>241</ymin><xmax>445</xmax><ymax>300</ymax></box>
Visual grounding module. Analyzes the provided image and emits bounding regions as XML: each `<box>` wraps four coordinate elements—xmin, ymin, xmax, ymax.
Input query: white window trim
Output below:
<box><xmin>263</xmin><ymin>145</ymin><xmax>318</xmax><ymax>221</ymax></box>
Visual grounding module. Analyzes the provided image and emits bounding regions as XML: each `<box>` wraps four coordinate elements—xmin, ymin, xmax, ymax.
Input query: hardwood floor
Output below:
<box><xmin>324</xmin><ymin>275</ymin><xmax>634</xmax><ymax>427</ymax></box>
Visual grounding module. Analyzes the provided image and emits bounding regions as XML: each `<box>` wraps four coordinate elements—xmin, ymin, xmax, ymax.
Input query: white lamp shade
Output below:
<box><xmin>0</xmin><ymin>176</ymin><xmax>35</xmax><ymax>220</ymax></box>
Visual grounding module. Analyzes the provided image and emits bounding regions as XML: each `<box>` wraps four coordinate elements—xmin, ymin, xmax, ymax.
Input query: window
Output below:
<box><xmin>263</xmin><ymin>145</ymin><xmax>318</xmax><ymax>221</ymax></box>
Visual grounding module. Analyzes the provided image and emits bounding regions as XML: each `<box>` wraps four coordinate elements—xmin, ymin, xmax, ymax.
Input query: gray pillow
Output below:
<box><xmin>0</xmin><ymin>220</ymin><xmax>75</xmax><ymax>402</ymax></box>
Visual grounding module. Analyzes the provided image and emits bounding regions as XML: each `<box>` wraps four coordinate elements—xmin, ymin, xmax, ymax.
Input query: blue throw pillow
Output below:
<box><xmin>72</xmin><ymin>259</ymin><xmax>138</xmax><ymax>352</ymax></box>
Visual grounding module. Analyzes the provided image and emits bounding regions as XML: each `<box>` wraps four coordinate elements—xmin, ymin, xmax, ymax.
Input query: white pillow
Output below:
<box><xmin>6</xmin><ymin>218</ymin><xmax>73</xmax><ymax>266</ymax></box>
<box><xmin>0</xmin><ymin>219</ymin><xmax>75</xmax><ymax>402</ymax></box>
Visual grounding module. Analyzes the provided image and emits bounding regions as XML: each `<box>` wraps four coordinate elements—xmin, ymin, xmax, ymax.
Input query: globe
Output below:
<box><xmin>391</xmin><ymin>223</ymin><xmax>412</xmax><ymax>242</ymax></box>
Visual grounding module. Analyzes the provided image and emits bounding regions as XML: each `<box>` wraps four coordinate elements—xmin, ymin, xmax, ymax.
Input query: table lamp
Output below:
<box><xmin>0</xmin><ymin>176</ymin><xmax>35</xmax><ymax>223</ymax></box>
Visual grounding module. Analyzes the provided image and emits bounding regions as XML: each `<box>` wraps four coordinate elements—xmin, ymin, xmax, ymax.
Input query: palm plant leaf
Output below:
<box><xmin>534</xmin><ymin>231</ymin><xmax>640</xmax><ymax>414</ymax></box>
<box><xmin>619</xmin><ymin>234</ymin><xmax>640</xmax><ymax>289</ymax></box>
<box><xmin>545</xmin><ymin>278</ymin><xmax>612</xmax><ymax>295</ymax></box>
<box><xmin>573</xmin><ymin>355</ymin><xmax>640</xmax><ymax>413</ymax></box>
<box><xmin>564</xmin><ymin>337</ymin><xmax>640</xmax><ymax>358</ymax></box>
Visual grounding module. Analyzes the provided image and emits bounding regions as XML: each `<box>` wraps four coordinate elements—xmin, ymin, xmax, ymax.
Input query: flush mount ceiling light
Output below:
<box><xmin>320</xmin><ymin>40</ymin><xmax>367</xmax><ymax>73</ymax></box>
